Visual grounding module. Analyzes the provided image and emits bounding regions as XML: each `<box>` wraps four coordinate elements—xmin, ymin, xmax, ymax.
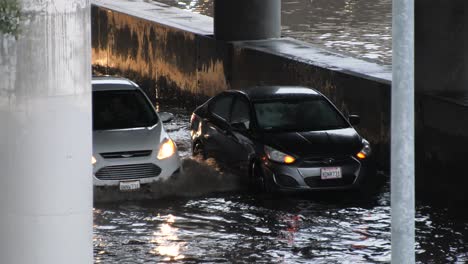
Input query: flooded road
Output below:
<box><xmin>154</xmin><ymin>0</ymin><xmax>392</xmax><ymax>65</ymax></box>
<box><xmin>94</xmin><ymin>108</ymin><xmax>468</xmax><ymax>263</ymax></box>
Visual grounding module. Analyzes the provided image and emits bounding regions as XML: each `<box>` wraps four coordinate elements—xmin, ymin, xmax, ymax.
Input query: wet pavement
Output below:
<box><xmin>94</xmin><ymin>107</ymin><xmax>468</xmax><ymax>263</ymax></box>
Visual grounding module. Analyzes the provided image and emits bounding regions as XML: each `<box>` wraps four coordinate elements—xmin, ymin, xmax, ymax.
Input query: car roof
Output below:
<box><xmin>92</xmin><ymin>76</ymin><xmax>138</xmax><ymax>91</ymax></box>
<box><xmin>231</xmin><ymin>86</ymin><xmax>322</xmax><ymax>101</ymax></box>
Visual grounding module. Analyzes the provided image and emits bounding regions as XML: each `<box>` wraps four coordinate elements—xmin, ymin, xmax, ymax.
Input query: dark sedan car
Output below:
<box><xmin>190</xmin><ymin>86</ymin><xmax>376</xmax><ymax>192</ymax></box>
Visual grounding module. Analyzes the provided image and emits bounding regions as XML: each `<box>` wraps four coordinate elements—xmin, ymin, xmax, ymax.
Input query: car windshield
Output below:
<box><xmin>253</xmin><ymin>98</ymin><xmax>349</xmax><ymax>132</ymax></box>
<box><xmin>93</xmin><ymin>90</ymin><xmax>158</xmax><ymax>130</ymax></box>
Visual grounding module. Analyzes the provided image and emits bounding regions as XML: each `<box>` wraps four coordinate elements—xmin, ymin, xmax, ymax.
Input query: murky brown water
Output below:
<box><xmin>94</xmin><ymin>107</ymin><xmax>468</xmax><ymax>263</ymax></box>
<box><xmin>153</xmin><ymin>0</ymin><xmax>392</xmax><ymax>65</ymax></box>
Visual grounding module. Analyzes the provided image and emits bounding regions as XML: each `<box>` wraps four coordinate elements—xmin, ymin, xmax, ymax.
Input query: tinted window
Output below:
<box><xmin>93</xmin><ymin>89</ymin><xmax>158</xmax><ymax>130</ymax></box>
<box><xmin>210</xmin><ymin>95</ymin><xmax>234</xmax><ymax>121</ymax></box>
<box><xmin>254</xmin><ymin>98</ymin><xmax>349</xmax><ymax>132</ymax></box>
<box><xmin>230</xmin><ymin>96</ymin><xmax>251</xmax><ymax>129</ymax></box>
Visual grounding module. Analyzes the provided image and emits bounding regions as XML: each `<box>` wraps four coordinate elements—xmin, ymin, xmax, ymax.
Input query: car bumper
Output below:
<box><xmin>92</xmin><ymin>152</ymin><xmax>181</xmax><ymax>186</ymax></box>
<box><xmin>260</xmin><ymin>156</ymin><xmax>375</xmax><ymax>191</ymax></box>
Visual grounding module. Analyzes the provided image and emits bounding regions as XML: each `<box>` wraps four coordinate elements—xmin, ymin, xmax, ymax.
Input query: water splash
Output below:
<box><xmin>94</xmin><ymin>158</ymin><xmax>241</xmax><ymax>202</ymax></box>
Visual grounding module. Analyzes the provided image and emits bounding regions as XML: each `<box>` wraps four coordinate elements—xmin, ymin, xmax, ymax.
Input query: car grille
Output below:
<box><xmin>275</xmin><ymin>174</ymin><xmax>299</xmax><ymax>188</ymax></box>
<box><xmin>301</xmin><ymin>156</ymin><xmax>355</xmax><ymax>166</ymax></box>
<box><xmin>100</xmin><ymin>150</ymin><xmax>152</xmax><ymax>159</ymax></box>
<box><xmin>304</xmin><ymin>174</ymin><xmax>356</xmax><ymax>188</ymax></box>
<box><xmin>95</xmin><ymin>163</ymin><xmax>161</xmax><ymax>180</ymax></box>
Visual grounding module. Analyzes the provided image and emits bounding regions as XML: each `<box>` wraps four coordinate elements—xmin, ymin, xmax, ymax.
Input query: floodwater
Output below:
<box><xmin>153</xmin><ymin>0</ymin><xmax>392</xmax><ymax>65</ymax></box>
<box><xmin>94</xmin><ymin>108</ymin><xmax>468</xmax><ymax>263</ymax></box>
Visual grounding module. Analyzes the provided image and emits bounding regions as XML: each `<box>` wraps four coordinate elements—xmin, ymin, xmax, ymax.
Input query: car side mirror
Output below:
<box><xmin>159</xmin><ymin>112</ymin><xmax>174</xmax><ymax>123</ymax></box>
<box><xmin>349</xmin><ymin>115</ymin><xmax>360</xmax><ymax>126</ymax></box>
<box><xmin>231</xmin><ymin>122</ymin><xmax>248</xmax><ymax>132</ymax></box>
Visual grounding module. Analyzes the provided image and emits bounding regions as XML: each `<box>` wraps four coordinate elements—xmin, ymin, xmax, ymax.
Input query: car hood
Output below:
<box><xmin>263</xmin><ymin>128</ymin><xmax>362</xmax><ymax>158</ymax></box>
<box><xmin>93</xmin><ymin>124</ymin><xmax>163</xmax><ymax>154</ymax></box>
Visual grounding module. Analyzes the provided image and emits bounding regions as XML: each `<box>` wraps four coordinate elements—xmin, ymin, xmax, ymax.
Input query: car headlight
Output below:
<box><xmin>356</xmin><ymin>139</ymin><xmax>372</xmax><ymax>160</ymax></box>
<box><xmin>264</xmin><ymin>145</ymin><xmax>296</xmax><ymax>164</ymax></box>
<box><xmin>157</xmin><ymin>138</ymin><xmax>176</xmax><ymax>160</ymax></box>
<box><xmin>92</xmin><ymin>155</ymin><xmax>97</xmax><ymax>165</ymax></box>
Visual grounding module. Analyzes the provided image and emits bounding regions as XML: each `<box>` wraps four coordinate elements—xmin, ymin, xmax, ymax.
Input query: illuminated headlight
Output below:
<box><xmin>92</xmin><ymin>156</ymin><xmax>97</xmax><ymax>165</ymax></box>
<box><xmin>157</xmin><ymin>138</ymin><xmax>177</xmax><ymax>160</ymax></box>
<box><xmin>356</xmin><ymin>139</ymin><xmax>372</xmax><ymax>160</ymax></box>
<box><xmin>264</xmin><ymin>145</ymin><xmax>296</xmax><ymax>164</ymax></box>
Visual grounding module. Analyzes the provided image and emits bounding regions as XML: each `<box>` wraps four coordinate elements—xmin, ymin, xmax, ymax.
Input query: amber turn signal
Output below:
<box><xmin>284</xmin><ymin>155</ymin><xmax>296</xmax><ymax>164</ymax></box>
<box><xmin>356</xmin><ymin>152</ymin><xmax>367</xmax><ymax>159</ymax></box>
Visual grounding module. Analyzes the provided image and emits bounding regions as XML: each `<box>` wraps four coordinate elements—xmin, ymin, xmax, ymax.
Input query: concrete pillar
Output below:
<box><xmin>392</xmin><ymin>0</ymin><xmax>415</xmax><ymax>262</ymax></box>
<box><xmin>0</xmin><ymin>0</ymin><xmax>93</xmax><ymax>263</ymax></box>
<box><xmin>416</xmin><ymin>0</ymin><xmax>468</xmax><ymax>93</ymax></box>
<box><xmin>214</xmin><ymin>0</ymin><xmax>281</xmax><ymax>41</ymax></box>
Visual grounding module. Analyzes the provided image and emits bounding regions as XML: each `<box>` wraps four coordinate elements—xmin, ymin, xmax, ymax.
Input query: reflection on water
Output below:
<box><xmin>94</xmin><ymin>191</ymin><xmax>468</xmax><ymax>263</ymax></box>
<box><xmin>154</xmin><ymin>0</ymin><xmax>392</xmax><ymax>65</ymax></box>
<box><xmin>150</xmin><ymin>214</ymin><xmax>186</xmax><ymax>261</ymax></box>
<box><xmin>94</xmin><ymin>107</ymin><xmax>468</xmax><ymax>263</ymax></box>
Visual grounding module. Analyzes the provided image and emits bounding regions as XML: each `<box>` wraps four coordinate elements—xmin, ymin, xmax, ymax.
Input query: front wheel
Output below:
<box><xmin>250</xmin><ymin>161</ymin><xmax>274</xmax><ymax>193</ymax></box>
<box><xmin>192</xmin><ymin>142</ymin><xmax>206</xmax><ymax>159</ymax></box>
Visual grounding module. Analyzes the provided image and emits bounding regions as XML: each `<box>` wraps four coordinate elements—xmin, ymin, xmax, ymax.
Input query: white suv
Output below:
<box><xmin>92</xmin><ymin>76</ymin><xmax>180</xmax><ymax>191</ymax></box>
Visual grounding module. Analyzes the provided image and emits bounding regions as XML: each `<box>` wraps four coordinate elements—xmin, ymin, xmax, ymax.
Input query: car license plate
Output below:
<box><xmin>321</xmin><ymin>167</ymin><xmax>342</xmax><ymax>180</ymax></box>
<box><xmin>119</xmin><ymin>180</ymin><xmax>140</xmax><ymax>191</ymax></box>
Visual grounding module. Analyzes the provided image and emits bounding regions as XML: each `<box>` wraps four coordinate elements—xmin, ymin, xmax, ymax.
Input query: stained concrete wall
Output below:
<box><xmin>91</xmin><ymin>4</ymin><xmax>229</xmax><ymax>106</ymax></box>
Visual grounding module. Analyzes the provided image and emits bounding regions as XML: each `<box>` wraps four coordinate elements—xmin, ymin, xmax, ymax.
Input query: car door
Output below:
<box><xmin>202</xmin><ymin>93</ymin><xmax>235</xmax><ymax>162</ymax></box>
<box><xmin>223</xmin><ymin>94</ymin><xmax>255</xmax><ymax>175</ymax></box>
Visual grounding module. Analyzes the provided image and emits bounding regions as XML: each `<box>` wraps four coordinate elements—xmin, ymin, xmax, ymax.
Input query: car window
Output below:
<box><xmin>93</xmin><ymin>89</ymin><xmax>158</xmax><ymax>130</ymax></box>
<box><xmin>209</xmin><ymin>95</ymin><xmax>234</xmax><ymax>122</ymax></box>
<box><xmin>230</xmin><ymin>96</ymin><xmax>251</xmax><ymax>129</ymax></box>
<box><xmin>254</xmin><ymin>98</ymin><xmax>349</xmax><ymax>132</ymax></box>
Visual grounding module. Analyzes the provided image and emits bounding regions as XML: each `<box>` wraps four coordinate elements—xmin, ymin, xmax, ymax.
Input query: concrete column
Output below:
<box><xmin>0</xmin><ymin>0</ymin><xmax>93</xmax><ymax>263</ymax></box>
<box><xmin>214</xmin><ymin>0</ymin><xmax>281</xmax><ymax>41</ymax></box>
<box><xmin>392</xmin><ymin>0</ymin><xmax>415</xmax><ymax>263</ymax></box>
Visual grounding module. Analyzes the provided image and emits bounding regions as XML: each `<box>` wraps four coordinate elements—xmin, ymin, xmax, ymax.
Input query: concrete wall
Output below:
<box><xmin>416</xmin><ymin>0</ymin><xmax>468</xmax><ymax>93</ymax></box>
<box><xmin>415</xmin><ymin>93</ymin><xmax>468</xmax><ymax>201</ymax></box>
<box><xmin>91</xmin><ymin>2</ymin><xmax>229</xmax><ymax>106</ymax></box>
<box><xmin>414</xmin><ymin>0</ymin><xmax>468</xmax><ymax>200</ymax></box>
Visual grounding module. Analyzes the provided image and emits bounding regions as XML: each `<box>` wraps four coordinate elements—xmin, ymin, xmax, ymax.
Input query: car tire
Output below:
<box><xmin>250</xmin><ymin>161</ymin><xmax>274</xmax><ymax>193</ymax></box>
<box><xmin>192</xmin><ymin>142</ymin><xmax>207</xmax><ymax>159</ymax></box>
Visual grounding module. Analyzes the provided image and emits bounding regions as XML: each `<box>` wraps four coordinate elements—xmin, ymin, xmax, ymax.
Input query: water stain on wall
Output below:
<box><xmin>91</xmin><ymin>6</ymin><xmax>228</xmax><ymax>106</ymax></box>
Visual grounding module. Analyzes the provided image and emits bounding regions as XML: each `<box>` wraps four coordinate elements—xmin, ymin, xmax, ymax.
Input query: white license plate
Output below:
<box><xmin>321</xmin><ymin>167</ymin><xmax>342</xmax><ymax>180</ymax></box>
<box><xmin>119</xmin><ymin>180</ymin><xmax>140</xmax><ymax>191</ymax></box>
